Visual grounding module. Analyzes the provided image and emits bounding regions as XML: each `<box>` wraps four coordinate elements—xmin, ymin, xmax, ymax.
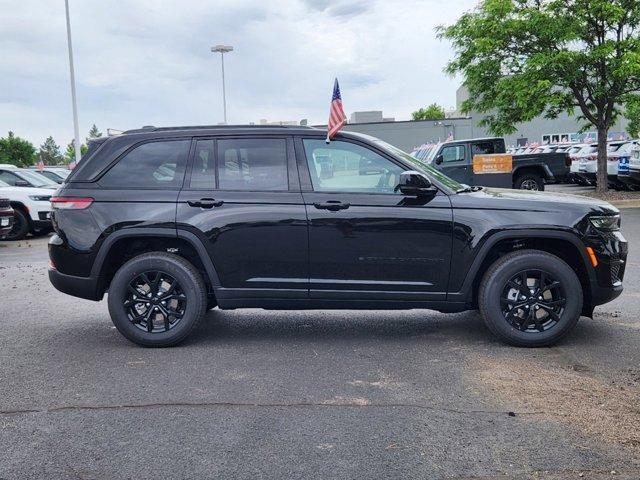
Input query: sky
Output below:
<box><xmin>0</xmin><ymin>0</ymin><xmax>475</xmax><ymax>148</ymax></box>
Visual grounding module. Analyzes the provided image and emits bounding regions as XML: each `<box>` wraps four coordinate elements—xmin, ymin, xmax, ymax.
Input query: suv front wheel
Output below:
<box><xmin>107</xmin><ymin>252</ymin><xmax>207</xmax><ymax>347</ymax></box>
<box><xmin>478</xmin><ymin>250</ymin><xmax>583</xmax><ymax>347</ymax></box>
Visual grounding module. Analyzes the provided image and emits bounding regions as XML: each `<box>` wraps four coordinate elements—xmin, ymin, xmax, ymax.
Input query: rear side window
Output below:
<box><xmin>471</xmin><ymin>140</ymin><xmax>506</xmax><ymax>155</ymax></box>
<box><xmin>99</xmin><ymin>140</ymin><xmax>189</xmax><ymax>189</ymax></box>
<box><xmin>217</xmin><ymin>138</ymin><xmax>288</xmax><ymax>191</ymax></box>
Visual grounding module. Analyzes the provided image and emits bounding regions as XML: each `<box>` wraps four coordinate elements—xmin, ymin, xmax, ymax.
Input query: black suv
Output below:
<box><xmin>48</xmin><ymin>125</ymin><xmax>627</xmax><ymax>347</ymax></box>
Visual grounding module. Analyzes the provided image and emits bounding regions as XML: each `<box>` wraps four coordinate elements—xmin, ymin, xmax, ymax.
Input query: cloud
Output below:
<box><xmin>0</xmin><ymin>0</ymin><xmax>473</xmax><ymax>145</ymax></box>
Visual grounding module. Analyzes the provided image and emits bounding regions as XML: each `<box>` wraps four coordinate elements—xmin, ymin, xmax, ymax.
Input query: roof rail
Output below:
<box><xmin>123</xmin><ymin>124</ymin><xmax>317</xmax><ymax>134</ymax></box>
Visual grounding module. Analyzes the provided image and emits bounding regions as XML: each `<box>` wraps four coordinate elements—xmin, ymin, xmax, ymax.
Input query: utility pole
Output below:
<box><xmin>64</xmin><ymin>0</ymin><xmax>81</xmax><ymax>165</ymax></box>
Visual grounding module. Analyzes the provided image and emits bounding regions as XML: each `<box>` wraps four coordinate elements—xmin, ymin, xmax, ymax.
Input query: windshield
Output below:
<box><xmin>616</xmin><ymin>142</ymin><xmax>635</xmax><ymax>154</ymax></box>
<box><xmin>369</xmin><ymin>138</ymin><xmax>464</xmax><ymax>192</ymax></box>
<box><xmin>52</xmin><ymin>169</ymin><xmax>71</xmax><ymax>179</ymax></box>
<box><xmin>16</xmin><ymin>169</ymin><xmax>58</xmax><ymax>187</ymax></box>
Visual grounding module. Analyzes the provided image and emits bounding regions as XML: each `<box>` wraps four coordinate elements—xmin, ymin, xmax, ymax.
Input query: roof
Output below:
<box><xmin>122</xmin><ymin>124</ymin><xmax>318</xmax><ymax>135</ymax></box>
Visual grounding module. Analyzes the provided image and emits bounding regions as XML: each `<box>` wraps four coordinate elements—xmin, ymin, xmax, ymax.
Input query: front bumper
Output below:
<box><xmin>0</xmin><ymin>209</ymin><xmax>13</xmax><ymax>236</ymax></box>
<box><xmin>585</xmin><ymin>230</ymin><xmax>627</xmax><ymax>307</ymax></box>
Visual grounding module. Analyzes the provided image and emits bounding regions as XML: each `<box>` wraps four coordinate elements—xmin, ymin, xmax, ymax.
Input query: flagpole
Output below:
<box><xmin>64</xmin><ymin>0</ymin><xmax>81</xmax><ymax>166</ymax></box>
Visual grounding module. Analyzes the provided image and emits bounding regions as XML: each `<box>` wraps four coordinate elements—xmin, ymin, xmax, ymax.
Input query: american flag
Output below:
<box><xmin>326</xmin><ymin>78</ymin><xmax>346</xmax><ymax>142</ymax></box>
<box><xmin>37</xmin><ymin>158</ymin><xmax>45</xmax><ymax>171</ymax></box>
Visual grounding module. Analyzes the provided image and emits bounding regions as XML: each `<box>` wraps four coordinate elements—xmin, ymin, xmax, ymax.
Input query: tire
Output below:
<box><xmin>2</xmin><ymin>209</ymin><xmax>30</xmax><ymax>241</ymax></box>
<box><xmin>107</xmin><ymin>252</ymin><xmax>207</xmax><ymax>347</ymax></box>
<box><xmin>478</xmin><ymin>249</ymin><xmax>583</xmax><ymax>347</ymax></box>
<box><xmin>31</xmin><ymin>225</ymin><xmax>53</xmax><ymax>237</ymax></box>
<box><xmin>514</xmin><ymin>173</ymin><xmax>545</xmax><ymax>191</ymax></box>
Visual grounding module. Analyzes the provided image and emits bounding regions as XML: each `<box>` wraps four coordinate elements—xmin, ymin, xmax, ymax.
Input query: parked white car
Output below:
<box><xmin>578</xmin><ymin>141</ymin><xmax>638</xmax><ymax>188</ymax></box>
<box><xmin>29</xmin><ymin>166</ymin><xmax>71</xmax><ymax>184</ymax></box>
<box><xmin>0</xmin><ymin>164</ymin><xmax>59</xmax><ymax>189</ymax></box>
<box><xmin>0</xmin><ymin>179</ymin><xmax>54</xmax><ymax>240</ymax></box>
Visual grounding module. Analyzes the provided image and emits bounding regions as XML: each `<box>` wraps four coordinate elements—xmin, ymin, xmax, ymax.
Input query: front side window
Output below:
<box><xmin>440</xmin><ymin>145</ymin><xmax>465</xmax><ymax>163</ymax></box>
<box><xmin>100</xmin><ymin>140</ymin><xmax>189</xmax><ymax>189</ymax></box>
<box><xmin>303</xmin><ymin>139</ymin><xmax>404</xmax><ymax>194</ymax></box>
<box><xmin>217</xmin><ymin>138</ymin><xmax>288</xmax><ymax>191</ymax></box>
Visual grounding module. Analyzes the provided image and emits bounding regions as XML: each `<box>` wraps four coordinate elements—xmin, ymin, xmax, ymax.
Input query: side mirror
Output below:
<box><xmin>14</xmin><ymin>180</ymin><xmax>30</xmax><ymax>187</ymax></box>
<box><xmin>394</xmin><ymin>171</ymin><xmax>437</xmax><ymax>197</ymax></box>
<box><xmin>434</xmin><ymin>154</ymin><xmax>444</xmax><ymax>165</ymax></box>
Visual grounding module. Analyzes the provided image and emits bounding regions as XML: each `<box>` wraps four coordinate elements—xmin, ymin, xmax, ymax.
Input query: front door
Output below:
<box><xmin>177</xmin><ymin>136</ymin><xmax>308</xmax><ymax>299</ymax></box>
<box><xmin>297</xmin><ymin>137</ymin><xmax>453</xmax><ymax>301</ymax></box>
<box><xmin>435</xmin><ymin>144</ymin><xmax>472</xmax><ymax>184</ymax></box>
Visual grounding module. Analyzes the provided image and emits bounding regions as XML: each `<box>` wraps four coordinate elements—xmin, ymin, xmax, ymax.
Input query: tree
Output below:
<box><xmin>64</xmin><ymin>141</ymin><xmax>88</xmax><ymax>163</ymax></box>
<box><xmin>412</xmin><ymin>103</ymin><xmax>446</xmax><ymax>121</ymax></box>
<box><xmin>438</xmin><ymin>0</ymin><xmax>640</xmax><ymax>193</ymax></box>
<box><xmin>87</xmin><ymin>124</ymin><xmax>102</xmax><ymax>141</ymax></box>
<box><xmin>0</xmin><ymin>131</ymin><xmax>36</xmax><ymax>167</ymax></box>
<box><xmin>39</xmin><ymin>136</ymin><xmax>63</xmax><ymax>165</ymax></box>
<box><xmin>624</xmin><ymin>96</ymin><xmax>640</xmax><ymax>138</ymax></box>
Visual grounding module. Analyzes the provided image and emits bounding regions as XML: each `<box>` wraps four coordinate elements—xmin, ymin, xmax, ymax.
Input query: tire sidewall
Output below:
<box><xmin>480</xmin><ymin>253</ymin><xmax>582</xmax><ymax>346</ymax></box>
<box><xmin>515</xmin><ymin>174</ymin><xmax>544</xmax><ymax>191</ymax></box>
<box><xmin>108</xmin><ymin>255</ymin><xmax>205</xmax><ymax>346</ymax></box>
<box><xmin>3</xmin><ymin>209</ymin><xmax>29</xmax><ymax>241</ymax></box>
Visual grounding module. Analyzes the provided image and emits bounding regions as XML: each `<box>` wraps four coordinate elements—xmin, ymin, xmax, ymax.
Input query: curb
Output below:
<box><xmin>608</xmin><ymin>199</ymin><xmax>640</xmax><ymax>209</ymax></box>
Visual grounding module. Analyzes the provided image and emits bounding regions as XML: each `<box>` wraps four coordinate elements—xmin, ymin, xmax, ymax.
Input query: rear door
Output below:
<box><xmin>177</xmin><ymin>136</ymin><xmax>308</xmax><ymax>300</ymax></box>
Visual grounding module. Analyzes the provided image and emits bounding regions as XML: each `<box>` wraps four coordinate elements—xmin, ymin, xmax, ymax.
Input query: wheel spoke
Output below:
<box><xmin>539</xmin><ymin>304</ymin><xmax>561</xmax><ymax>322</ymax></box>
<box><xmin>507</xmin><ymin>280</ymin><xmax>530</xmax><ymax>297</ymax></box>
<box><xmin>540</xmin><ymin>298</ymin><xmax>566</xmax><ymax>308</ymax></box>
<box><xmin>126</xmin><ymin>270</ymin><xmax>186</xmax><ymax>334</ymax></box>
<box><xmin>541</xmin><ymin>280</ymin><xmax>561</xmax><ymax>292</ymax></box>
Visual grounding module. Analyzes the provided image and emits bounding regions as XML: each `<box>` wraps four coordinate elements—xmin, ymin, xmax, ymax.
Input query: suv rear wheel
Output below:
<box><xmin>107</xmin><ymin>252</ymin><xmax>207</xmax><ymax>347</ymax></box>
<box><xmin>478</xmin><ymin>250</ymin><xmax>583</xmax><ymax>347</ymax></box>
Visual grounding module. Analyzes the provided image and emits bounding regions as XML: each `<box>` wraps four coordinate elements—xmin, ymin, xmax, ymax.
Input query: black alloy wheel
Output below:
<box><xmin>501</xmin><ymin>269</ymin><xmax>566</xmax><ymax>333</ymax></box>
<box><xmin>125</xmin><ymin>271</ymin><xmax>187</xmax><ymax>333</ymax></box>
<box><xmin>108</xmin><ymin>252</ymin><xmax>207</xmax><ymax>347</ymax></box>
<box><xmin>478</xmin><ymin>249</ymin><xmax>582</xmax><ymax>347</ymax></box>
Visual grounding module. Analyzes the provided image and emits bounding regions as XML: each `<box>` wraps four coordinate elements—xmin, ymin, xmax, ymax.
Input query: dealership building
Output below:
<box><xmin>338</xmin><ymin>86</ymin><xmax>631</xmax><ymax>152</ymax></box>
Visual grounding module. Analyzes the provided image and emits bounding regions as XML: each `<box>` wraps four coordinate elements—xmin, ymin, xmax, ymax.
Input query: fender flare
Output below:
<box><xmin>513</xmin><ymin>164</ymin><xmax>554</xmax><ymax>181</ymax></box>
<box><xmin>90</xmin><ymin>227</ymin><xmax>221</xmax><ymax>288</ymax></box>
<box><xmin>448</xmin><ymin>229</ymin><xmax>594</xmax><ymax>303</ymax></box>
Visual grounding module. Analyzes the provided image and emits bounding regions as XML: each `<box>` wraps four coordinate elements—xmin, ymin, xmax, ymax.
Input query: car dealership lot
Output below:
<box><xmin>0</xmin><ymin>211</ymin><xmax>638</xmax><ymax>479</ymax></box>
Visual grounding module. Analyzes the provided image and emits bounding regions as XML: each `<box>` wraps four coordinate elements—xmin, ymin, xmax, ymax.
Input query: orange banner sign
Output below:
<box><xmin>472</xmin><ymin>154</ymin><xmax>513</xmax><ymax>174</ymax></box>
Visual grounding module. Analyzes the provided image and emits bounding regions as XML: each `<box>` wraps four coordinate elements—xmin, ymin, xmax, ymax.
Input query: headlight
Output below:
<box><xmin>29</xmin><ymin>195</ymin><xmax>51</xmax><ymax>202</ymax></box>
<box><xmin>589</xmin><ymin>215</ymin><xmax>620</xmax><ymax>231</ymax></box>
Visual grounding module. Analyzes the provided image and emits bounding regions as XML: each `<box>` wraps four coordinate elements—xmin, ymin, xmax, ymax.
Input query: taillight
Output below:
<box><xmin>50</xmin><ymin>197</ymin><xmax>94</xmax><ymax>210</ymax></box>
<box><xmin>607</xmin><ymin>156</ymin><xmax>619</xmax><ymax>162</ymax></box>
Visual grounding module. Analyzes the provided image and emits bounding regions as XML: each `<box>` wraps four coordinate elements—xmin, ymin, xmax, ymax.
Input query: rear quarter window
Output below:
<box><xmin>98</xmin><ymin>140</ymin><xmax>190</xmax><ymax>189</ymax></box>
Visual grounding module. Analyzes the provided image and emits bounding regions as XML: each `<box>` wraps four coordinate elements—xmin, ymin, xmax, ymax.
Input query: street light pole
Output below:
<box><xmin>64</xmin><ymin>0</ymin><xmax>81</xmax><ymax>166</ymax></box>
<box><xmin>211</xmin><ymin>45</ymin><xmax>233</xmax><ymax>124</ymax></box>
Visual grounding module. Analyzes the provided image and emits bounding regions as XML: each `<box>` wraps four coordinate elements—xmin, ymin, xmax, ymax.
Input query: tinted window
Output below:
<box><xmin>0</xmin><ymin>171</ymin><xmax>20</xmax><ymax>186</ymax></box>
<box><xmin>471</xmin><ymin>140</ymin><xmax>505</xmax><ymax>155</ymax></box>
<box><xmin>100</xmin><ymin>140</ymin><xmax>189</xmax><ymax>189</ymax></box>
<box><xmin>303</xmin><ymin>139</ymin><xmax>403</xmax><ymax>194</ymax></box>
<box><xmin>440</xmin><ymin>145</ymin><xmax>465</xmax><ymax>162</ymax></box>
<box><xmin>217</xmin><ymin>138</ymin><xmax>288</xmax><ymax>191</ymax></box>
<box><xmin>190</xmin><ymin>140</ymin><xmax>215</xmax><ymax>189</ymax></box>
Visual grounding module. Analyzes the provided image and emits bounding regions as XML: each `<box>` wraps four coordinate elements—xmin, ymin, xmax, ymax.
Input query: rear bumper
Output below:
<box><xmin>48</xmin><ymin>268</ymin><xmax>103</xmax><ymax>301</ymax></box>
<box><xmin>0</xmin><ymin>209</ymin><xmax>13</xmax><ymax>236</ymax></box>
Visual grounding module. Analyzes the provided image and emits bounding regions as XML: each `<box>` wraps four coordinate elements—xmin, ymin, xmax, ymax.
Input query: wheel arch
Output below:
<box><xmin>513</xmin><ymin>164</ymin><xmax>553</xmax><ymax>181</ymax></box>
<box><xmin>450</xmin><ymin>230</ymin><xmax>595</xmax><ymax>310</ymax></box>
<box><xmin>91</xmin><ymin>228</ymin><xmax>221</xmax><ymax>296</ymax></box>
<box><xmin>8</xmin><ymin>201</ymin><xmax>31</xmax><ymax>223</ymax></box>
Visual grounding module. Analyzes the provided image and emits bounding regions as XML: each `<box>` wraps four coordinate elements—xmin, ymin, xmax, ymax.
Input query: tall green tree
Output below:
<box><xmin>624</xmin><ymin>96</ymin><xmax>640</xmax><ymax>138</ymax></box>
<box><xmin>0</xmin><ymin>131</ymin><xmax>36</xmax><ymax>167</ymax></box>
<box><xmin>64</xmin><ymin>141</ymin><xmax>88</xmax><ymax>163</ymax></box>
<box><xmin>438</xmin><ymin>0</ymin><xmax>640</xmax><ymax>192</ymax></box>
<box><xmin>87</xmin><ymin>124</ymin><xmax>102</xmax><ymax>141</ymax></box>
<box><xmin>39</xmin><ymin>136</ymin><xmax>63</xmax><ymax>165</ymax></box>
<box><xmin>412</xmin><ymin>103</ymin><xmax>446</xmax><ymax>121</ymax></box>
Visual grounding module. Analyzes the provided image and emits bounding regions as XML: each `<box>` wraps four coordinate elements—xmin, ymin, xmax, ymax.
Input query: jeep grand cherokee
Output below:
<box><xmin>48</xmin><ymin>125</ymin><xmax>627</xmax><ymax>347</ymax></box>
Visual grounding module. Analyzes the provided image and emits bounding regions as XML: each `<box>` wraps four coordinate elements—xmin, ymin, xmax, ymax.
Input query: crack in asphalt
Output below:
<box><xmin>0</xmin><ymin>401</ymin><xmax>547</xmax><ymax>416</ymax></box>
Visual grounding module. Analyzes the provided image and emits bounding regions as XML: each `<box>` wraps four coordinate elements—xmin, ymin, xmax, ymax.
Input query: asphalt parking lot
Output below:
<box><xmin>0</xmin><ymin>209</ymin><xmax>638</xmax><ymax>479</ymax></box>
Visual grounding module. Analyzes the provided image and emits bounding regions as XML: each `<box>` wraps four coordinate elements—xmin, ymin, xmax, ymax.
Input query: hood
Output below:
<box><xmin>456</xmin><ymin>187</ymin><xmax>619</xmax><ymax>215</ymax></box>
